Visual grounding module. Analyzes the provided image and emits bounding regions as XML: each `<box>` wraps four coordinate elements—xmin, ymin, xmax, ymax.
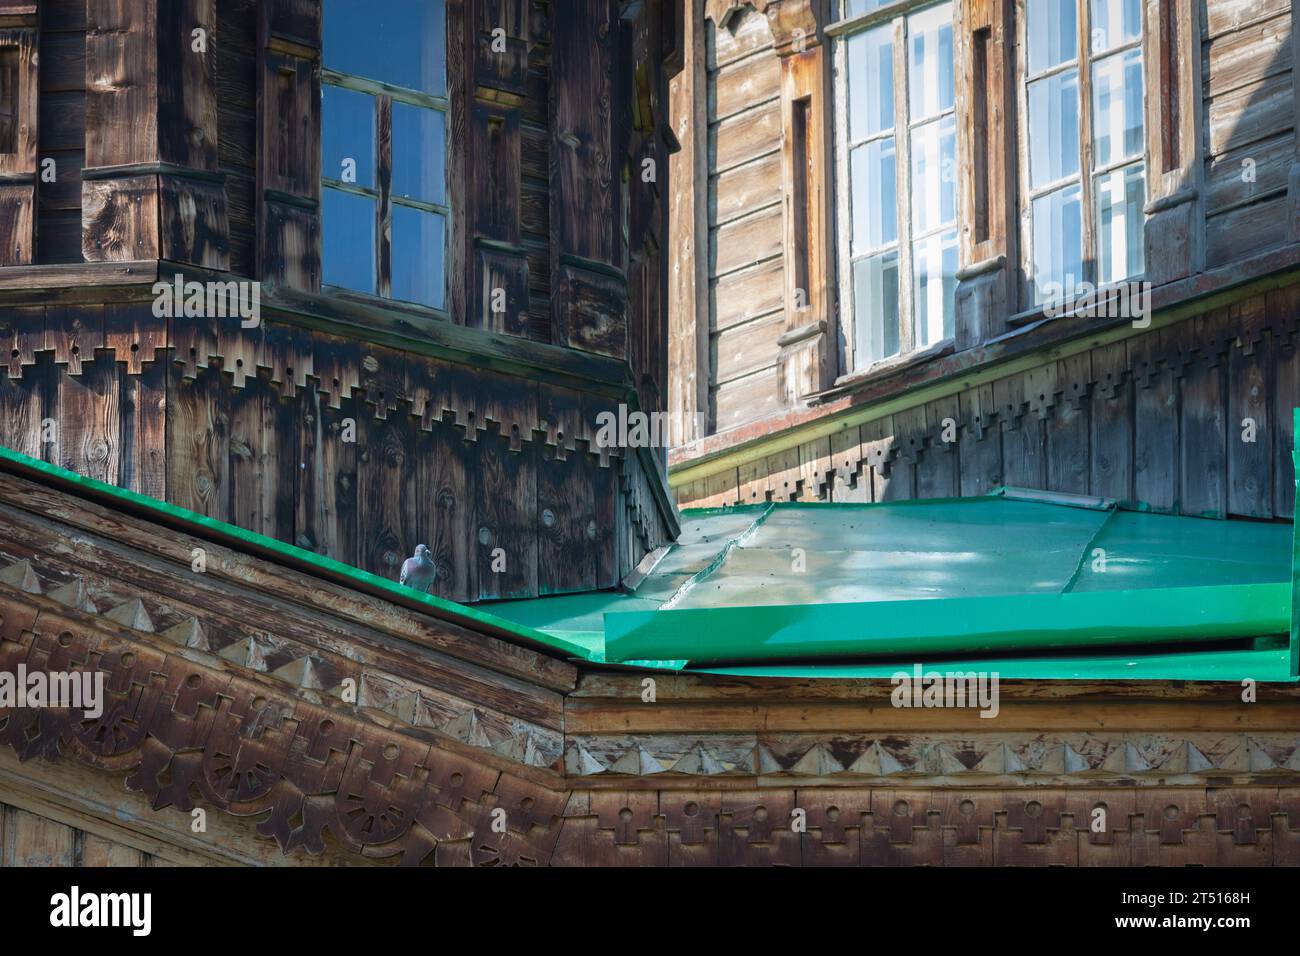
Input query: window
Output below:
<box><xmin>836</xmin><ymin>1</ymin><xmax>956</xmax><ymax>371</ymax></box>
<box><xmin>1021</xmin><ymin>0</ymin><xmax>1145</xmax><ymax>305</ymax></box>
<box><xmin>322</xmin><ymin>0</ymin><xmax>448</xmax><ymax>310</ymax></box>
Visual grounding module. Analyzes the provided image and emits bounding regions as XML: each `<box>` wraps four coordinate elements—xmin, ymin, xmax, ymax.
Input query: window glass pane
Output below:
<box><xmin>1090</xmin><ymin>0</ymin><xmax>1142</xmax><ymax>54</ymax></box>
<box><xmin>1095</xmin><ymin>163</ymin><xmax>1145</xmax><ymax>285</ymax></box>
<box><xmin>847</xmin><ymin>24</ymin><xmax>893</xmax><ymax>142</ymax></box>
<box><xmin>391</xmin><ymin>206</ymin><xmax>445</xmax><ymax>309</ymax></box>
<box><xmin>910</xmin><ymin>115</ymin><xmax>956</xmax><ymax>236</ymax></box>
<box><xmin>850</xmin><ymin>137</ymin><xmax>897</xmax><ymax>254</ymax></box>
<box><xmin>391</xmin><ymin>102</ymin><xmax>445</xmax><ymax>205</ymax></box>
<box><xmin>1031</xmin><ymin>184</ymin><xmax>1083</xmax><ymax>304</ymax></box>
<box><xmin>322</xmin><ymin>85</ymin><xmax>375</xmax><ymax>187</ymax></box>
<box><xmin>324</xmin><ymin>0</ymin><xmax>446</xmax><ymax>96</ymax></box>
<box><xmin>908</xmin><ymin>2</ymin><xmax>954</xmax><ymax>121</ymax></box>
<box><xmin>1091</xmin><ymin>47</ymin><xmax>1144</xmax><ymax>168</ymax></box>
<box><xmin>853</xmin><ymin>251</ymin><xmax>900</xmax><ymax>367</ymax></box>
<box><xmin>1027</xmin><ymin>68</ymin><xmax>1079</xmax><ymax>188</ymax></box>
<box><xmin>846</xmin><ymin>0</ymin><xmax>891</xmax><ymax>16</ymax></box>
<box><xmin>1026</xmin><ymin>0</ymin><xmax>1077</xmax><ymax>74</ymax></box>
<box><xmin>323</xmin><ymin>187</ymin><xmax>376</xmax><ymax>293</ymax></box>
<box><xmin>913</xmin><ymin>229</ymin><xmax>958</xmax><ymax>347</ymax></box>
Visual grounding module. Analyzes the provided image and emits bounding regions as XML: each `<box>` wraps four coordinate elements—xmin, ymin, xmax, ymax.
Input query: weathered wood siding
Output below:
<box><xmin>0</xmin><ymin>306</ymin><xmax>673</xmax><ymax>600</ymax></box>
<box><xmin>676</xmin><ymin>282</ymin><xmax>1300</xmax><ymax>519</ymax></box>
<box><xmin>1201</xmin><ymin>0</ymin><xmax>1296</xmax><ymax>264</ymax></box>
<box><xmin>0</xmin><ymin>0</ymin><xmax>679</xmax><ymax>597</ymax></box>
<box><xmin>706</xmin><ymin>8</ymin><xmax>787</xmax><ymax>432</ymax></box>
<box><xmin>670</xmin><ymin>0</ymin><xmax>1300</xmax><ymax>464</ymax></box>
<box><xmin>0</xmin><ymin>802</ymin><xmax>175</xmax><ymax>866</ymax></box>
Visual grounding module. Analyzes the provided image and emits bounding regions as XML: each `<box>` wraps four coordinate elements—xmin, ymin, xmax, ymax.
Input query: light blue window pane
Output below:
<box><xmin>1091</xmin><ymin>0</ymin><xmax>1142</xmax><ymax>54</ymax></box>
<box><xmin>1092</xmin><ymin>47</ymin><xmax>1144</xmax><ymax>167</ymax></box>
<box><xmin>1028</xmin><ymin>68</ymin><xmax>1079</xmax><ymax>188</ymax></box>
<box><xmin>324</xmin><ymin>0</ymin><xmax>446</xmax><ymax>96</ymax></box>
<box><xmin>391</xmin><ymin>206</ymin><xmax>445</xmax><ymax>309</ymax></box>
<box><xmin>1027</xmin><ymin>0</ymin><xmax>1077</xmax><ymax>74</ymax></box>
<box><xmin>1032</xmin><ymin>184</ymin><xmax>1083</xmax><ymax>304</ymax></box>
<box><xmin>846</xmin><ymin>0</ymin><xmax>891</xmax><ymax>17</ymax></box>
<box><xmin>908</xmin><ymin>2</ymin><xmax>954</xmax><ymax>121</ymax></box>
<box><xmin>323</xmin><ymin>187</ymin><xmax>376</xmax><ymax>294</ymax></box>
<box><xmin>391</xmin><ymin>102</ymin><xmax>445</xmax><ymax>205</ymax></box>
<box><xmin>853</xmin><ymin>251</ymin><xmax>899</xmax><ymax>367</ymax></box>
<box><xmin>850</xmin><ymin>137</ymin><xmax>897</xmax><ymax>254</ymax></box>
<box><xmin>847</xmin><ymin>24</ymin><xmax>894</xmax><ymax>142</ymax></box>
<box><xmin>910</xmin><ymin>115</ymin><xmax>956</xmax><ymax>235</ymax></box>
<box><xmin>322</xmin><ymin>85</ymin><xmax>374</xmax><ymax>187</ymax></box>
<box><xmin>1095</xmin><ymin>163</ymin><xmax>1145</xmax><ymax>285</ymax></box>
<box><xmin>913</xmin><ymin>229</ymin><xmax>958</xmax><ymax>347</ymax></box>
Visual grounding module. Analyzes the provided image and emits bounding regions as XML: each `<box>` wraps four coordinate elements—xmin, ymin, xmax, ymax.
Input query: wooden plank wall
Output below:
<box><xmin>672</xmin><ymin>0</ymin><xmax>1300</xmax><ymax>454</ymax></box>
<box><xmin>1202</xmin><ymin>0</ymin><xmax>1295</xmax><ymax>264</ymax></box>
<box><xmin>0</xmin><ymin>801</ymin><xmax>172</xmax><ymax>866</ymax></box>
<box><xmin>676</xmin><ymin>283</ymin><xmax>1300</xmax><ymax>520</ymax></box>
<box><xmin>0</xmin><ymin>308</ymin><xmax>674</xmax><ymax>601</ymax></box>
<box><xmin>706</xmin><ymin>8</ymin><xmax>787</xmax><ymax>433</ymax></box>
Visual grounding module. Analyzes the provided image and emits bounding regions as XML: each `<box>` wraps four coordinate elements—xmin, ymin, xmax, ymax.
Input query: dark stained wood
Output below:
<box><xmin>1046</xmin><ymin>353</ymin><xmax>1091</xmax><ymax>495</ymax></box>
<box><xmin>1226</xmin><ymin>296</ymin><xmax>1272</xmax><ymax>517</ymax></box>
<box><xmin>166</xmin><ymin>364</ymin><xmax>229</xmax><ymax>521</ymax></box>
<box><xmin>1178</xmin><ymin>314</ymin><xmax>1229</xmax><ymax>517</ymax></box>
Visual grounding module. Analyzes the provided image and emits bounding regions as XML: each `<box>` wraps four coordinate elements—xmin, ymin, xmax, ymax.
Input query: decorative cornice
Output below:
<box><xmin>564</xmin><ymin>732</ymin><xmax>1300</xmax><ymax>781</ymax></box>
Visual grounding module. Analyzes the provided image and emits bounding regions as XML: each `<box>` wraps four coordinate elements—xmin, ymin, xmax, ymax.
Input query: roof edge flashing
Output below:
<box><xmin>0</xmin><ymin>444</ymin><xmax>591</xmax><ymax>662</ymax></box>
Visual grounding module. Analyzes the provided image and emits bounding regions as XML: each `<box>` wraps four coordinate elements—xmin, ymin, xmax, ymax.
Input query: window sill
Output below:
<box><xmin>828</xmin><ymin>337</ymin><xmax>955</xmax><ymax>393</ymax></box>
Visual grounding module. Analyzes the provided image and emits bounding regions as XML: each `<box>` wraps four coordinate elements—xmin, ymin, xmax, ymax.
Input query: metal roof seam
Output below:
<box><xmin>659</xmin><ymin>501</ymin><xmax>775</xmax><ymax>610</ymax></box>
<box><xmin>1061</xmin><ymin>505</ymin><xmax>1120</xmax><ymax>594</ymax></box>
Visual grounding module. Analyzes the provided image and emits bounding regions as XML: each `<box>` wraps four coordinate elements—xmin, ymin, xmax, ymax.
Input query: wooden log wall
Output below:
<box><xmin>675</xmin><ymin>282</ymin><xmax>1300</xmax><ymax>518</ymax></box>
<box><xmin>0</xmin><ymin>306</ymin><xmax>674</xmax><ymax>600</ymax></box>
<box><xmin>668</xmin><ymin>0</ymin><xmax>1300</xmax><ymax>457</ymax></box>
<box><xmin>0</xmin><ymin>0</ymin><xmax>681</xmax><ymax>597</ymax></box>
<box><xmin>0</xmin><ymin>802</ymin><xmax>176</xmax><ymax>866</ymax></box>
<box><xmin>1201</xmin><ymin>0</ymin><xmax>1296</xmax><ymax>265</ymax></box>
<box><xmin>704</xmin><ymin>6</ymin><xmax>788</xmax><ymax>432</ymax></box>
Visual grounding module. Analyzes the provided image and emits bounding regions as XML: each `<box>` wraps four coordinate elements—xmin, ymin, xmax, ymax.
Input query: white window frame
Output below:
<box><xmin>1014</xmin><ymin>0</ymin><xmax>1147</xmax><ymax>310</ymax></box>
<box><xmin>831</xmin><ymin>0</ymin><xmax>958</xmax><ymax>375</ymax></box>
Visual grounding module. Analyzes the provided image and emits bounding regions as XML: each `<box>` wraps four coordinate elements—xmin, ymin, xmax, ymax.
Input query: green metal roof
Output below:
<box><xmin>2</xmin><ymin>441</ymin><xmax>1294</xmax><ymax>682</ymax></box>
<box><xmin>489</xmin><ymin>488</ymin><xmax>1297</xmax><ymax>680</ymax></box>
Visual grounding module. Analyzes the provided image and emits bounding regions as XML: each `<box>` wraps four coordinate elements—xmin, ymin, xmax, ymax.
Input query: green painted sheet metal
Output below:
<box><xmin>697</xmin><ymin>643</ymin><xmax>1294</xmax><ymax>681</ymax></box>
<box><xmin>0</xmin><ymin>444</ymin><xmax>595</xmax><ymax>661</ymax></box>
<box><xmin>602</xmin><ymin>583</ymin><xmax>1288</xmax><ymax>666</ymax></box>
<box><xmin>9</xmin><ymin>434</ymin><xmax>1287</xmax><ymax>682</ymax></box>
<box><xmin>1293</xmin><ymin>407</ymin><xmax>1300</xmax><ymax>678</ymax></box>
<box><xmin>489</xmin><ymin>484</ymin><xmax>1296</xmax><ymax>679</ymax></box>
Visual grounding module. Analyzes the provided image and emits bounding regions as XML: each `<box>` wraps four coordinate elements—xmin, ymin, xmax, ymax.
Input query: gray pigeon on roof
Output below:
<box><xmin>399</xmin><ymin>544</ymin><xmax>437</xmax><ymax>593</ymax></box>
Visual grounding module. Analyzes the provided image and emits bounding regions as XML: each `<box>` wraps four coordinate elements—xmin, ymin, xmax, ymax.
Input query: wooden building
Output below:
<box><xmin>1</xmin><ymin>0</ymin><xmax>1300</xmax><ymax>869</ymax></box>
<box><xmin>668</xmin><ymin>0</ymin><xmax>1300</xmax><ymax>525</ymax></box>
<box><xmin>0</xmin><ymin>0</ymin><xmax>680</xmax><ymax>600</ymax></box>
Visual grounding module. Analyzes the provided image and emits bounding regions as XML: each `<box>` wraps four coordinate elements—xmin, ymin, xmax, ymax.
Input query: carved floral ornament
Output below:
<box><xmin>704</xmin><ymin>0</ymin><xmax>825</xmax><ymax>53</ymax></box>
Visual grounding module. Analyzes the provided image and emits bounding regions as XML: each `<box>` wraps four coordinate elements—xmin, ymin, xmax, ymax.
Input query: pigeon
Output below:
<box><xmin>399</xmin><ymin>544</ymin><xmax>437</xmax><ymax>593</ymax></box>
